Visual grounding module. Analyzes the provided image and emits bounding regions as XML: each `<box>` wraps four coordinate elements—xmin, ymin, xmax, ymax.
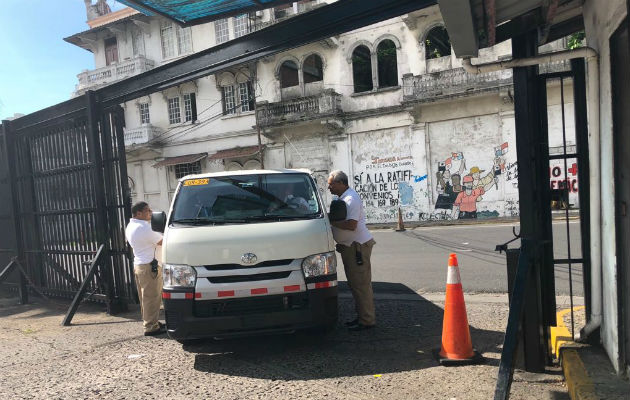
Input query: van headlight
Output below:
<box><xmin>301</xmin><ymin>252</ymin><xmax>337</xmax><ymax>278</ymax></box>
<box><xmin>163</xmin><ymin>264</ymin><xmax>196</xmax><ymax>288</ymax></box>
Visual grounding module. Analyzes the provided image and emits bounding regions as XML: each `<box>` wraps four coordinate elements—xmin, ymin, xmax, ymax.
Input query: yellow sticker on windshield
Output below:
<box><xmin>183</xmin><ymin>178</ymin><xmax>209</xmax><ymax>186</ymax></box>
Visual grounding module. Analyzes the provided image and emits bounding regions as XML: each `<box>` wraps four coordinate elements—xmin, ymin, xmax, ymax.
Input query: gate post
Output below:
<box><xmin>1</xmin><ymin>120</ymin><xmax>28</xmax><ymax>304</ymax></box>
<box><xmin>511</xmin><ymin>31</ymin><xmax>555</xmax><ymax>371</ymax></box>
<box><xmin>571</xmin><ymin>59</ymin><xmax>592</xmax><ymax>322</ymax></box>
<box><xmin>84</xmin><ymin>91</ymin><xmax>118</xmax><ymax>314</ymax></box>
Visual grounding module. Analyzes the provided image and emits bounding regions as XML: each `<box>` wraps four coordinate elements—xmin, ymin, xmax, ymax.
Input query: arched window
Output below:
<box><xmin>425</xmin><ymin>26</ymin><xmax>452</xmax><ymax>59</ymax></box>
<box><xmin>377</xmin><ymin>39</ymin><xmax>398</xmax><ymax>88</ymax></box>
<box><xmin>279</xmin><ymin>60</ymin><xmax>299</xmax><ymax>88</ymax></box>
<box><xmin>352</xmin><ymin>45</ymin><xmax>373</xmax><ymax>93</ymax></box>
<box><xmin>303</xmin><ymin>54</ymin><xmax>323</xmax><ymax>84</ymax></box>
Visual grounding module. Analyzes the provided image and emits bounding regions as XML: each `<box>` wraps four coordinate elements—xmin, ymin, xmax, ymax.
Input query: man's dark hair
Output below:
<box><xmin>131</xmin><ymin>201</ymin><xmax>149</xmax><ymax>216</ymax></box>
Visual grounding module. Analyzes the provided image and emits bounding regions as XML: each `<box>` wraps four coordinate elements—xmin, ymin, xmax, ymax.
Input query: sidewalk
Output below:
<box><xmin>561</xmin><ymin>344</ymin><xmax>630</xmax><ymax>399</ymax></box>
<box><xmin>0</xmin><ymin>290</ymin><xmax>570</xmax><ymax>400</ymax></box>
<box><xmin>367</xmin><ymin>209</ymin><xmax>580</xmax><ymax>230</ymax></box>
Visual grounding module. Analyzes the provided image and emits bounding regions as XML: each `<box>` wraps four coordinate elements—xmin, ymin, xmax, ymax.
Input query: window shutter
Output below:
<box><xmin>248</xmin><ymin>82</ymin><xmax>255</xmax><ymax>111</ymax></box>
<box><xmin>221</xmin><ymin>87</ymin><xmax>227</xmax><ymax>115</ymax></box>
<box><xmin>190</xmin><ymin>93</ymin><xmax>197</xmax><ymax>122</ymax></box>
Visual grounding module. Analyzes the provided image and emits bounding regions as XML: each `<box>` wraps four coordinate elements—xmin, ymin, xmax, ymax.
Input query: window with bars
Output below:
<box><xmin>160</xmin><ymin>21</ymin><xmax>192</xmax><ymax>59</ymax></box>
<box><xmin>233</xmin><ymin>14</ymin><xmax>249</xmax><ymax>38</ymax></box>
<box><xmin>139</xmin><ymin>103</ymin><xmax>150</xmax><ymax>124</ymax></box>
<box><xmin>239</xmin><ymin>82</ymin><xmax>252</xmax><ymax>112</ymax></box>
<box><xmin>215</xmin><ymin>18</ymin><xmax>230</xmax><ymax>44</ymax></box>
<box><xmin>183</xmin><ymin>93</ymin><xmax>197</xmax><ymax>122</ymax></box>
<box><xmin>222</xmin><ymin>85</ymin><xmax>236</xmax><ymax>114</ymax></box>
<box><xmin>173</xmin><ymin>161</ymin><xmax>202</xmax><ymax>179</ymax></box>
<box><xmin>222</xmin><ymin>82</ymin><xmax>254</xmax><ymax>115</ymax></box>
<box><xmin>167</xmin><ymin>97</ymin><xmax>181</xmax><ymax>124</ymax></box>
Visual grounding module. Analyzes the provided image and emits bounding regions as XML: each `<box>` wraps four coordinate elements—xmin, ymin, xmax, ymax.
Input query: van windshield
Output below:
<box><xmin>170</xmin><ymin>173</ymin><xmax>322</xmax><ymax>224</ymax></box>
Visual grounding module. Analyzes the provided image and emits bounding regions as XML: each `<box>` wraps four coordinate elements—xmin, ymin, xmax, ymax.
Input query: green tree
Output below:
<box><xmin>567</xmin><ymin>31</ymin><xmax>585</xmax><ymax>49</ymax></box>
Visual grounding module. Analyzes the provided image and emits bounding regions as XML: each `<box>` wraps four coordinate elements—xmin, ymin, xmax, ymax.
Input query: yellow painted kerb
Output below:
<box><xmin>563</xmin><ymin>349</ymin><xmax>597</xmax><ymax>400</ymax></box>
<box><xmin>549</xmin><ymin>306</ymin><xmax>585</xmax><ymax>359</ymax></box>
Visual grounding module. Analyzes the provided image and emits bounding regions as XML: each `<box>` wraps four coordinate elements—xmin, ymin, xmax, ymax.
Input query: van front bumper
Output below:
<box><xmin>164</xmin><ymin>287</ymin><xmax>338</xmax><ymax>340</ymax></box>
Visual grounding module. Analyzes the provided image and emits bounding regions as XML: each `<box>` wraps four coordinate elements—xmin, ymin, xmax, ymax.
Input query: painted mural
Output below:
<box><xmin>431</xmin><ymin>143</ymin><xmax>508</xmax><ymax>219</ymax></box>
<box><xmin>346</xmin><ymin>111</ymin><xmax>578</xmax><ymax>224</ymax></box>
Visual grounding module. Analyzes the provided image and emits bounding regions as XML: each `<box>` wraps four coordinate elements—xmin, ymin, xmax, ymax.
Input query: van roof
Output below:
<box><xmin>178</xmin><ymin>168</ymin><xmax>313</xmax><ymax>181</ymax></box>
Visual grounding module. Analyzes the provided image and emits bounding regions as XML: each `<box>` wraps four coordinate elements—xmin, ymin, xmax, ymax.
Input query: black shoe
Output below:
<box><xmin>344</xmin><ymin>318</ymin><xmax>359</xmax><ymax>327</ymax></box>
<box><xmin>144</xmin><ymin>325</ymin><xmax>166</xmax><ymax>336</ymax></box>
<box><xmin>348</xmin><ymin>323</ymin><xmax>375</xmax><ymax>332</ymax></box>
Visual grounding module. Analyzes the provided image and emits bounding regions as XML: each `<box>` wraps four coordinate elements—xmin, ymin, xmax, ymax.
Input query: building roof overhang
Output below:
<box><xmin>153</xmin><ymin>152</ymin><xmax>208</xmax><ymax>167</ymax></box>
<box><xmin>209</xmin><ymin>145</ymin><xmax>263</xmax><ymax>160</ymax></box>
<box><xmin>63</xmin><ymin>9</ymin><xmax>151</xmax><ymax>52</ymax></box>
<box><xmin>438</xmin><ymin>0</ymin><xmax>584</xmax><ymax>58</ymax></box>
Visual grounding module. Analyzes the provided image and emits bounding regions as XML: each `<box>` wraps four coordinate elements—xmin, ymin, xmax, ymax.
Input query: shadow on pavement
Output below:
<box><xmin>0</xmin><ymin>294</ymin><xmax>143</xmax><ymax>323</ymax></box>
<box><xmin>186</xmin><ymin>282</ymin><xmax>504</xmax><ymax>380</ymax></box>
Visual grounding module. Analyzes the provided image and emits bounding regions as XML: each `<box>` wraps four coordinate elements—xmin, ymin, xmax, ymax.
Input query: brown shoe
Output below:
<box><xmin>144</xmin><ymin>325</ymin><xmax>166</xmax><ymax>336</ymax></box>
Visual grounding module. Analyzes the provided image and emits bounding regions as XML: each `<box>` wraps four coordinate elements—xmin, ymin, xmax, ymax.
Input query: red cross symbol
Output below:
<box><xmin>568</xmin><ymin>163</ymin><xmax>578</xmax><ymax>176</ymax></box>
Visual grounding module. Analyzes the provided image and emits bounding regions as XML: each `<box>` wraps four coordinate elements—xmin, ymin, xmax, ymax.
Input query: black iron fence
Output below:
<box><xmin>0</xmin><ymin>92</ymin><xmax>133</xmax><ymax>310</ymax></box>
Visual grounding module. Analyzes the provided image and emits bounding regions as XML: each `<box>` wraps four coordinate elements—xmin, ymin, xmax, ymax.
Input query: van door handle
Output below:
<box><xmin>621</xmin><ymin>201</ymin><xmax>627</xmax><ymax>217</ymax></box>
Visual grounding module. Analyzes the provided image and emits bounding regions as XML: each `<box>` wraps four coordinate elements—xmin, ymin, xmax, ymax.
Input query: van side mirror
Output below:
<box><xmin>151</xmin><ymin>211</ymin><xmax>167</xmax><ymax>233</ymax></box>
<box><xmin>328</xmin><ymin>199</ymin><xmax>347</xmax><ymax>222</ymax></box>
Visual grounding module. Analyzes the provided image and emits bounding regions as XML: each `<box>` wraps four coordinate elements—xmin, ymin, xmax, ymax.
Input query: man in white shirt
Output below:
<box><xmin>328</xmin><ymin>170</ymin><xmax>376</xmax><ymax>331</ymax></box>
<box><xmin>125</xmin><ymin>202</ymin><xmax>165</xmax><ymax>336</ymax></box>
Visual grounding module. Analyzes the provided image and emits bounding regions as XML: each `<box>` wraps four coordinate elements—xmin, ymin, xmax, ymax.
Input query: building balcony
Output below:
<box><xmin>402</xmin><ymin>67</ymin><xmax>514</xmax><ymax>104</ymax></box>
<box><xmin>124</xmin><ymin>124</ymin><xmax>162</xmax><ymax>147</ymax></box>
<box><xmin>256</xmin><ymin>90</ymin><xmax>343</xmax><ymax>130</ymax></box>
<box><xmin>75</xmin><ymin>55</ymin><xmax>155</xmax><ymax>96</ymax></box>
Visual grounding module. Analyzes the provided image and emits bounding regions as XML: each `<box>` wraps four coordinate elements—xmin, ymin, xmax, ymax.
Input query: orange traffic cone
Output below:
<box><xmin>436</xmin><ymin>253</ymin><xmax>484</xmax><ymax>366</ymax></box>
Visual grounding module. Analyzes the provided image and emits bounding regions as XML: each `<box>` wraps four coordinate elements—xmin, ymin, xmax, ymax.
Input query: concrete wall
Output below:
<box><xmin>583</xmin><ymin>0</ymin><xmax>627</xmax><ymax>373</ymax></box>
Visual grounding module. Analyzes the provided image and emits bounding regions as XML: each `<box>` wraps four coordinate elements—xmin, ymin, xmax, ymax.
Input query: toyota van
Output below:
<box><xmin>151</xmin><ymin>169</ymin><xmax>339</xmax><ymax>342</ymax></box>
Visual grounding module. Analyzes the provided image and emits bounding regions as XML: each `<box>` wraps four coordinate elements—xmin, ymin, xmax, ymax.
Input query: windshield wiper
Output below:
<box><xmin>243</xmin><ymin>214</ymin><xmax>318</xmax><ymax>221</ymax></box>
<box><xmin>171</xmin><ymin>218</ymin><xmax>245</xmax><ymax>225</ymax></box>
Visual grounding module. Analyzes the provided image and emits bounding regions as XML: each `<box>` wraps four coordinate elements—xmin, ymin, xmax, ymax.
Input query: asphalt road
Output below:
<box><xmin>337</xmin><ymin>220</ymin><xmax>584</xmax><ymax>296</ymax></box>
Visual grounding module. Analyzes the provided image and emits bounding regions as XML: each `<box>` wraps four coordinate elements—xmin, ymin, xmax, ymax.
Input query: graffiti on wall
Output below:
<box><xmin>353</xmin><ymin>155</ymin><xmax>415</xmax><ymax>209</ymax></box>
<box><xmin>430</xmin><ymin>142</ymin><xmax>510</xmax><ymax>220</ymax></box>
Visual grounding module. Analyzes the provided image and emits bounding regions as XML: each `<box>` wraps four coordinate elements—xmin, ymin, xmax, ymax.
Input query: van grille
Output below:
<box><xmin>194</xmin><ymin>293</ymin><xmax>308</xmax><ymax>317</ymax></box>
<box><xmin>204</xmin><ymin>259</ymin><xmax>294</xmax><ymax>270</ymax></box>
<box><xmin>207</xmin><ymin>271</ymin><xmax>292</xmax><ymax>283</ymax></box>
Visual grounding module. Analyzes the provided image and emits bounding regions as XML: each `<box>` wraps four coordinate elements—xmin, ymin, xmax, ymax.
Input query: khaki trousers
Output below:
<box><xmin>339</xmin><ymin>239</ymin><xmax>376</xmax><ymax>326</ymax></box>
<box><xmin>134</xmin><ymin>263</ymin><xmax>163</xmax><ymax>333</ymax></box>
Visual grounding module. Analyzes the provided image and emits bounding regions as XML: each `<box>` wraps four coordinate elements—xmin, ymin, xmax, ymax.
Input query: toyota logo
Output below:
<box><xmin>241</xmin><ymin>253</ymin><xmax>258</xmax><ymax>265</ymax></box>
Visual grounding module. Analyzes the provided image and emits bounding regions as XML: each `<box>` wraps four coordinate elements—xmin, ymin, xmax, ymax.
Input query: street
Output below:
<box><xmin>338</xmin><ymin>220</ymin><xmax>584</xmax><ymax>296</ymax></box>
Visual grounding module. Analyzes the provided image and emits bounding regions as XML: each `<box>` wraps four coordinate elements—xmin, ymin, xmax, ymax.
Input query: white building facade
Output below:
<box><xmin>68</xmin><ymin>1</ymin><xmax>579</xmax><ymax>224</ymax></box>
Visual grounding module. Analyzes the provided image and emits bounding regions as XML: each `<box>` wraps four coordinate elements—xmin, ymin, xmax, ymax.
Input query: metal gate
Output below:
<box><xmin>0</xmin><ymin>92</ymin><xmax>133</xmax><ymax>311</ymax></box>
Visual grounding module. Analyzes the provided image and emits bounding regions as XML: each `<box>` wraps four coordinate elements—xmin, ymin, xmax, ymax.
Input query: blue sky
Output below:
<box><xmin>0</xmin><ymin>1</ymin><xmax>127</xmax><ymax>120</ymax></box>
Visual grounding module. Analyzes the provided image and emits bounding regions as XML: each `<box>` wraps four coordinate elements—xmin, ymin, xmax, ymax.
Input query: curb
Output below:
<box><xmin>562</xmin><ymin>348</ymin><xmax>597</xmax><ymax>400</ymax></box>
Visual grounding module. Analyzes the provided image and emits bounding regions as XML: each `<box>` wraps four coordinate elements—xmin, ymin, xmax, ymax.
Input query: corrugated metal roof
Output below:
<box><xmin>209</xmin><ymin>145</ymin><xmax>262</xmax><ymax>160</ymax></box>
<box><xmin>153</xmin><ymin>152</ymin><xmax>208</xmax><ymax>167</ymax></box>
<box><xmin>117</xmin><ymin>0</ymin><xmax>296</xmax><ymax>26</ymax></box>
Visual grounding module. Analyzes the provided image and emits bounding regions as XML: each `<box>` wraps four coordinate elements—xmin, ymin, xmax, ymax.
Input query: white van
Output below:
<box><xmin>151</xmin><ymin>169</ymin><xmax>339</xmax><ymax>341</ymax></box>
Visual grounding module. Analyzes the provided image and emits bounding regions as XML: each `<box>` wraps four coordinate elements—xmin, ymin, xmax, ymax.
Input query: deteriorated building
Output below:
<box><xmin>66</xmin><ymin>1</ymin><xmax>579</xmax><ymax>223</ymax></box>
